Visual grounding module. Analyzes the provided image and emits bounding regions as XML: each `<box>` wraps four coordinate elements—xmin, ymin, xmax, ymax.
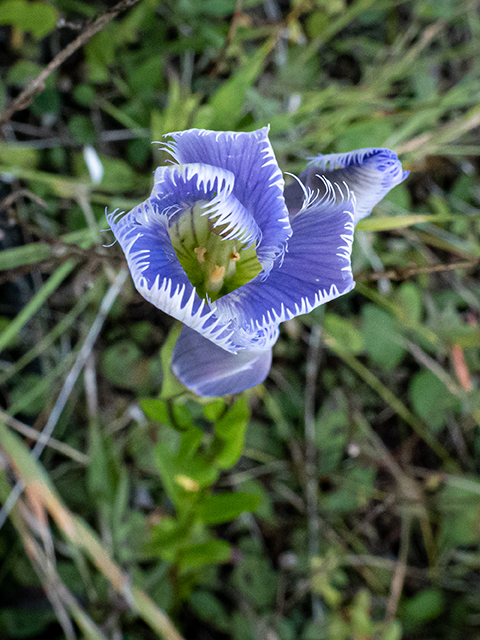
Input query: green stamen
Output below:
<box><xmin>169</xmin><ymin>202</ymin><xmax>262</xmax><ymax>301</ymax></box>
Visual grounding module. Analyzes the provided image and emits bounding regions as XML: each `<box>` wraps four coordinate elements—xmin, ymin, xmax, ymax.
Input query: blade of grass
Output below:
<box><xmin>0</xmin><ymin>260</ymin><xmax>75</xmax><ymax>354</ymax></box>
<box><xmin>0</xmin><ymin>268</ymin><xmax>127</xmax><ymax>529</ymax></box>
<box><xmin>7</xmin><ymin>351</ymin><xmax>76</xmax><ymax>417</ymax></box>
<box><xmin>356</xmin><ymin>214</ymin><xmax>456</xmax><ymax>232</ymax></box>
<box><xmin>0</xmin><ymin>276</ymin><xmax>101</xmax><ymax>386</ymax></box>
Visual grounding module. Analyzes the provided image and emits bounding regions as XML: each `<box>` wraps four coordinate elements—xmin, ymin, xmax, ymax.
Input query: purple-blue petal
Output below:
<box><xmin>163</xmin><ymin>127</ymin><xmax>292</xmax><ymax>271</ymax></box>
<box><xmin>285</xmin><ymin>148</ymin><xmax>409</xmax><ymax>224</ymax></box>
<box><xmin>106</xmin><ymin>205</ymin><xmax>236</xmax><ymax>352</ymax></box>
<box><xmin>215</xmin><ymin>187</ymin><xmax>355</xmax><ymax>333</ymax></box>
<box><xmin>152</xmin><ymin>163</ymin><xmax>262</xmax><ymax>248</ymax></box>
<box><xmin>172</xmin><ymin>326</ymin><xmax>272</xmax><ymax>397</ymax></box>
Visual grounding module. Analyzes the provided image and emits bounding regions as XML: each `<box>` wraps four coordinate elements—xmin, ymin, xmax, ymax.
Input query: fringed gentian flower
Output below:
<box><xmin>107</xmin><ymin>128</ymin><xmax>408</xmax><ymax>397</ymax></box>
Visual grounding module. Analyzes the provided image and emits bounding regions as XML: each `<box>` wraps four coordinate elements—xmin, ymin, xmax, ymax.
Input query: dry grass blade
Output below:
<box><xmin>0</xmin><ymin>411</ymin><xmax>89</xmax><ymax>465</ymax></box>
<box><xmin>0</xmin><ymin>268</ymin><xmax>128</xmax><ymax>529</ymax></box>
<box><xmin>304</xmin><ymin>323</ymin><xmax>324</xmax><ymax>625</ymax></box>
<box><xmin>325</xmin><ymin>333</ymin><xmax>459</xmax><ymax>472</ymax></box>
<box><xmin>0</xmin><ymin>425</ymin><xmax>185</xmax><ymax>640</ymax></box>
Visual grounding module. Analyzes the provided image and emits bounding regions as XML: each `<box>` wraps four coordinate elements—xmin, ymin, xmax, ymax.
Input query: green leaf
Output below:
<box><xmin>179</xmin><ymin>539</ymin><xmax>231</xmax><ymax>572</ymax></box>
<box><xmin>350</xmin><ymin>590</ymin><xmax>373</xmax><ymax>635</ymax></box>
<box><xmin>396</xmin><ymin>282</ymin><xmax>423</xmax><ymax>327</ymax></box>
<box><xmin>362</xmin><ymin>304</ymin><xmax>406</xmax><ymax>371</ymax></box>
<box><xmin>147</xmin><ymin>516</ymin><xmax>182</xmax><ymax>561</ymax></box>
<box><xmin>84</xmin><ymin>28</ymin><xmax>115</xmax><ymax>83</ymax></box>
<box><xmin>437</xmin><ymin>480</ymin><xmax>480</xmax><ymax>548</ymax></box>
<box><xmin>87</xmin><ymin>424</ymin><xmax>120</xmax><ymax>506</ymax></box>
<box><xmin>152</xmin><ymin>80</ymin><xmax>200</xmax><ymax>140</ymax></box>
<box><xmin>154</xmin><ymin>442</ymin><xmax>218</xmax><ymax>508</ymax></box>
<box><xmin>382</xmin><ymin>621</ymin><xmax>403</xmax><ymax>640</ymax></box>
<box><xmin>323</xmin><ymin>313</ymin><xmax>363</xmax><ymax>354</ymax></box>
<box><xmin>178</xmin><ymin>425</ymin><xmax>203</xmax><ymax>460</ymax></box>
<box><xmin>68</xmin><ymin>115</ymin><xmax>96</xmax><ymax>145</ymax></box>
<box><xmin>101</xmin><ymin>340</ymin><xmax>152</xmax><ymax>391</ymax></box>
<box><xmin>32</xmin><ymin>87</ymin><xmax>61</xmax><ymax>116</ymax></box>
<box><xmin>154</xmin><ymin>443</ymin><xmax>182</xmax><ymax>507</ymax></box>
<box><xmin>190</xmin><ymin>591</ymin><xmax>229</xmax><ymax>631</ymax></box>
<box><xmin>202</xmin><ymin>399</ymin><xmax>226</xmax><ymax>422</ymax></box>
<box><xmin>213</xmin><ymin>396</ymin><xmax>250</xmax><ymax>469</ymax></box>
<box><xmin>238</xmin><ymin>478</ymin><xmax>274</xmax><ymax>522</ymax></box>
<box><xmin>231</xmin><ymin>554</ymin><xmax>276</xmax><ymax>609</ymax></box>
<box><xmin>198</xmin><ymin>492</ymin><xmax>261</xmax><ymax>525</ymax></box>
<box><xmin>72</xmin><ymin>84</ymin><xmax>96</xmax><ymax>107</ymax></box>
<box><xmin>0</xmin><ymin>0</ymin><xmax>58</xmax><ymax>38</ymax></box>
<box><xmin>140</xmin><ymin>399</ymin><xmax>195</xmax><ymax>432</ymax></box>
<box><xmin>159</xmin><ymin>323</ymin><xmax>186</xmax><ymax>399</ymax></box>
<box><xmin>6</xmin><ymin>60</ymin><xmax>42</xmax><ymax>86</ymax></box>
<box><xmin>177</xmin><ymin>455</ymin><xmax>218</xmax><ymax>489</ymax></box>
<box><xmin>9</xmin><ymin>373</ymin><xmax>46</xmax><ymax>415</ymax></box>
<box><xmin>311</xmin><ymin>552</ymin><xmax>343</xmax><ymax>606</ymax></box>
<box><xmin>409</xmin><ymin>370</ymin><xmax>458</xmax><ymax>432</ymax></box>
<box><xmin>0</xmin><ymin>243</ymin><xmax>50</xmax><ymax>270</ymax></box>
<box><xmin>401</xmin><ymin>589</ymin><xmax>444</xmax><ymax>623</ymax></box>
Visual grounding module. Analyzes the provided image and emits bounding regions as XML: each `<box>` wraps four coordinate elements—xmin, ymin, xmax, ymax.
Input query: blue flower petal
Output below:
<box><xmin>106</xmin><ymin>205</ymin><xmax>236</xmax><ymax>352</ymax></box>
<box><xmin>162</xmin><ymin>127</ymin><xmax>292</xmax><ymax>271</ymax></box>
<box><xmin>152</xmin><ymin>163</ymin><xmax>262</xmax><ymax>248</ymax></box>
<box><xmin>215</xmin><ymin>183</ymin><xmax>355</xmax><ymax>337</ymax></box>
<box><xmin>285</xmin><ymin>148</ymin><xmax>409</xmax><ymax>224</ymax></box>
<box><xmin>172</xmin><ymin>326</ymin><xmax>272</xmax><ymax>397</ymax></box>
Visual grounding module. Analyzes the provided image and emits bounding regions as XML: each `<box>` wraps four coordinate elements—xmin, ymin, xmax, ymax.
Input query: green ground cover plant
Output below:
<box><xmin>1</xmin><ymin>0</ymin><xmax>480</xmax><ymax>638</ymax></box>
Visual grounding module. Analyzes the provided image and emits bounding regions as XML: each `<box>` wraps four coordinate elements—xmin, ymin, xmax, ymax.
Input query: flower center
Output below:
<box><xmin>169</xmin><ymin>201</ymin><xmax>262</xmax><ymax>302</ymax></box>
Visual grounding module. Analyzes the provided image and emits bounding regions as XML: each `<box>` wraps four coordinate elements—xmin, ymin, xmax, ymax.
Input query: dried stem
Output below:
<box><xmin>386</xmin><ymin>514</ymin><xmax>412</xmax><ymax>622</ymax></box>
<box><xmin>0</xmin><ymin>410</ymin><xmax>89</xmax><ymax>465</ymax></box>
<box><xmin>304</xmin><ymin>323</ymin><xmax>324</xmax><ymax>624</ymax></box>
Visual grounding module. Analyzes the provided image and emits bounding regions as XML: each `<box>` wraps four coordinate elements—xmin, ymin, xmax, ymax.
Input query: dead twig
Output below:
<box><xmin>304</xmin><ymin>323</ymin><xmax>324</xmax><ymax>625</ymax></box>
<box><xmin>386</xmin><ymin>515</ymin><xmax>412</xmax><ymax>622</ymax></box>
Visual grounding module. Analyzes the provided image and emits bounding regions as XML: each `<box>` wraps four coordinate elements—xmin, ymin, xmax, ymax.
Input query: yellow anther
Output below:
<box><xmin>210</xmin><ymin>265</ymin><xmax>225</xmax><ymax>283</ymax></box>
<box><xmin>194</xmin><ymin>246</ymin><xmax>207</xmax><ymax>263</ymax></box>
<box><xmin>175</xmin><ymin>474</ymin><xmax>200</xmax><ymax>492</ymax></box>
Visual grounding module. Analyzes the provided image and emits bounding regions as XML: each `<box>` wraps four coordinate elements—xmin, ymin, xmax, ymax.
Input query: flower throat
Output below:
<box><xmin>169</xmin><ymin>201</ymin><xmax>262</xmax><ymax>302</ymax></box>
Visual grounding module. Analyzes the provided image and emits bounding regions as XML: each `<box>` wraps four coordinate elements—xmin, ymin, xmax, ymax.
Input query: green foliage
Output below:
<box><xmin>401</xmin><ymin>589</ymin><xmax>445</xmax><ymax>624</ymax></box>
<box><xmin>0</xmin><ymin>0</ymin><xmax>58</xmax><ymax>39</ymax></box>
<box><xmin>361</xmin><ymin>304</ymin><xmax>406</xmax><ymax>371</ymax></box>
<box><xmin>143</xmin><ymin>395</ymin><xmax>263</xmax><ymax>595</ymax></box>
<box><xmin>409</xmin><ymin>370</ymin><xmax>458</xmax><ymax>431</ymax></box>
<box><xmin>198</xmin><ymin>492</ymin><xmax>261</xmax><ymax>524</ymax></box>
<box><xmin>2</xmin><ymin>0</ymin><xmax>480</xmax><ymax>638</ymax></box>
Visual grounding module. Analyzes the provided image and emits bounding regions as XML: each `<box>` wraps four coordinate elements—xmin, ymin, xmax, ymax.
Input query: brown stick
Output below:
<box><xmin>359</xmin><ymin>259</ymin><xmax>479</xmax><ymax>282</ymax></box>
<box><xmin>0</xmin><ymin>0</ymin><xmax>140</xmax><ymax>132</ymax></box>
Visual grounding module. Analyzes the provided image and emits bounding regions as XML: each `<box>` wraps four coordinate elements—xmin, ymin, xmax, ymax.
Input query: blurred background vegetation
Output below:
<box><xmin>1</xmin><ymin>0</ymin><xmax>480</xmax><ymax>638</ymax></box>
